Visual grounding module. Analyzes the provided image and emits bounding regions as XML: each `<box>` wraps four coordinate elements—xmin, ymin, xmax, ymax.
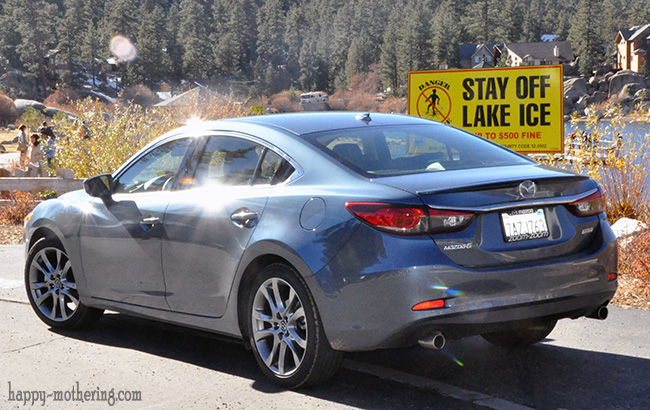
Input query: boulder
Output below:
<box><xmin>634</xmin><ymin>88</ymin><xmax>650</xmax><ymax>101</ymax></box>
<box><xmin>0</xmin><ymin>143</ymin><xmax>5</xmax><ymax>153</ymax></box>
<box><xmin>6</xmin><ymin>124</ymin><xmax>16</xmax><ymax>130</ymax></box>
<box><xmin>591</xmin><ymin>91</ymin><xmax>607</xmax><ymax>104</ymax></box>
<box><xmin>608</xmin><ymin>70</ymin><xmax>647</xmax><ymax>98</ymax></box>
<box><xmin>14</xmin><ymin>99</ymin><xmax>46</xmax><ymax>115</ymax></box>
<box><xmin>563</xmin><ymin>63</ymin><xmax>579</xmax><ymax>77</ymax></box>
<box><xmin>563</xmin><ymin>77</ymin><xmax>588</xmax><ymax>104</ymax></box>
<box><xmin>575</xmin><ymin>95</ymin><xmax>590</xmax><ymax>110</ymax></box>
<box><xmin>43</xmin><ymin>106</ymin><xmax>75</xmax><ymax>119</ymax></box>
<box><xmin>619</xmin><ymin>83</ymin><xmax>644</xmax><ymax>98</ymax></box>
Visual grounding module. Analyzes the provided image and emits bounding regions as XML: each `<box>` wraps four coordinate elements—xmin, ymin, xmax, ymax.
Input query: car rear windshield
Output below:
<box><xmin>303</xmin><ymin>124</ymin><xmax>534</xmax><ymax>177</ymax></box>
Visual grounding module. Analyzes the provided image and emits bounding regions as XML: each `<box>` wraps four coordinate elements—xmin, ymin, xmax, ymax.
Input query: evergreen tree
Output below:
<box><xmin>178</xmin><ymin>0</ymin><xmax>213</xmax><ymax>81</ymax></box>
<box><xmin>284</xmin><ymin>5</ymin><xmax>307</xmax><ymax>85</ymax></box>
<box><xmin>569</xmin><ymin>0</ymin><xmax>604</xmax><ymax>76</ymax></box>
<box><xmin>521</xmin><ymin>0</ymin><xmax>543</xmax><ymax>42</ymax></box>
<box><xmin>0</xmin><ymin>3</ymin><xmax>23</xmax><ymax>72</ymax></box>
<box><xmin>495</xmin><ymin>0</ymin><xmax>523</xmax><ymax>42</ymax></box>
<box><xmin>380</xmin><ymin>11</ymin><xmax>401</xmax><ymax>92</ymax></box>
<box><xmin>256</xmin><ymin>0</ymin><xmax>286</xmax><ymax>66</ymax></box>
<box><xmin>58</xmin><ymin>0</ymin><xmax>89</xmax><ymax>86</ymax></box>
<box><xmin>6</xmin><ymin>0</ymin><xmax>60</xmax><ymax>93</ymax></box>
<box><xmin>132</xmin><ymin>1</ymin><xmax>172</xmax><ymax>87</ymax></box>
<box><xmin>397</xmin><ymin>0</ymin><xmax>434</xmax><ymax>86</ymax></box>
<box><xmin>213</xmin><ymin>0</ymin><xmax>257</xmax><ymax>79</ymax></box>
<box><xmin>432</xmin><ymin>0</ymin><xmax>461</xmax><ymax>69</ymax></box>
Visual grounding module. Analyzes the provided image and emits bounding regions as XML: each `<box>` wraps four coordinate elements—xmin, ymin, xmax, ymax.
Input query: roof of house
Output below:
<box><xmin>505</xmin><ymin>41</ymin><xmax>574</xmax><ymax>62</ymax></box>
<box><xmin>616</xmin><ymin>24</ymin><xmax>650</xmax><ymax>42</ymax></box>
<box><xmin>458</xmin><ymin>44</ymin><xmax>500</xmax><ymax>61</ymax></box>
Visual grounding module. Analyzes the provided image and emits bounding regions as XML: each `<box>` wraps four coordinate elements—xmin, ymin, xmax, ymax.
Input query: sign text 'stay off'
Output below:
<box><xmin>408</xmin><ymin>66</ymin><xmax>564</xmax><ymax>153</ymax></box>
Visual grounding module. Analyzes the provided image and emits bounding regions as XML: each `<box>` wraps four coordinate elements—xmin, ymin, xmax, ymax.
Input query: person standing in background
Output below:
<box><xmin>17</xmin><ymin>124</ymin><xmax>28</xmax><ymax>165</ymax></box>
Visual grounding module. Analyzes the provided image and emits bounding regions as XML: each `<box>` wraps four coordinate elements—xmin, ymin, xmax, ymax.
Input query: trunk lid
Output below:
<box><xmin>374</xmin><ymin>164</ymin><xmax>602</xmax><ymax>268</ymax></box>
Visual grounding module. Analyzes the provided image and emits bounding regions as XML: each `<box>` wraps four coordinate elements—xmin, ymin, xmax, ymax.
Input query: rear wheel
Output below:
<box><xmin>481</xmin><ymin>320</ymin><xmax>557</xmax><ymax>347</ymax></box>
<box><xmin>246</xmin><ymin>263</ymin><xmax>342</xmax><ymax>388</ymax></box>
<box><xmin>25</xmin><ymin>238</ymin><xmax>103</xmax><ymax>329</ymax></box>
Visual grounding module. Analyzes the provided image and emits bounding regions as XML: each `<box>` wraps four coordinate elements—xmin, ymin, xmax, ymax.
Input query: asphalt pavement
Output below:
<box><xmin>1</xmin><ymin>244</ymin><xmax>648</xmax><ymax>409</ymax></box>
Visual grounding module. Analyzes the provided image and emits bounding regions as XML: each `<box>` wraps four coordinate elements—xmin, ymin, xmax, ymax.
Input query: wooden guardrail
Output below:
<box><xmin>0</xmin><ymin>177</ymin><xmax>84</xmax><ymax>193</ymax></box>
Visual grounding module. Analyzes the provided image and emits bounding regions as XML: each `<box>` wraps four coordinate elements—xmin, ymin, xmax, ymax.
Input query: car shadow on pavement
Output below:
<box><xmin>347</xmin><ymin>335</ymin><xmax>650</xmax><ymax>410</ymax></box>
<box><xmin>49</xmin><ymin>312</ymin><xmax>650</xmax><ymax>409</ymax></box>
<box><xmin>49</xmin><ymin>312</ymin><xmax>478</xmax><ymax>409</ymax></box>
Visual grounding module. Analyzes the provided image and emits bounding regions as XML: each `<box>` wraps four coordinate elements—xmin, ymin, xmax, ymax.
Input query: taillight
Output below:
<box><xmin>567</xmin><ymin>187</ymin><xmax>606</xmax><ymax>217</ymax></box>
<box><xmin>345</xmin><ymin>202</ymin><xmax>429</xmax><ymax>234</ymax></box>
<box><xmin>345</xmin><ymin>202</ymin><xmax>474</xmax><ymax>235</ymax></box>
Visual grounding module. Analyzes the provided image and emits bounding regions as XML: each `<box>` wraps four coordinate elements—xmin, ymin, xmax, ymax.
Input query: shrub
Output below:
<box><xmin>0</xmin><ymin>190</ymin><xmax>38</xmax><ymax>224</ymax></box>
<box><xmin>53</xmin><ymin>94</ymin><xmax>248</xmax><ymax>178</ymax></box>
<box><xmin>619</xmin><ymin>229</ymin><xmax>650</xmax><ymax>282</ymax></box>
<box><xmin>43</xmin><ymin>88</ymin><xmax>80</xmax><ymax>112</ymax></box>
<box><xmin>21</xmin><ymin>107</ymin><xmax>45</xmax><ymax>129</ymax></box>
<box><xmin>121</xmin><ymin>85</ymin><xmax>160</xmax><ymax>108</ymax></box>
<box><xmin>270</xmin><ymin>90</ymin><xmax>300</xmax><ymax>112</ymax></box>
<box><xmin>378</xmin><ymin>96</ymin><xmax>407</xmax><ymax>114</ymax></box>
<box><xmin>0</xmin><ymin>92</ymin><xmax>18</xmax><ymax>126</ymax></box>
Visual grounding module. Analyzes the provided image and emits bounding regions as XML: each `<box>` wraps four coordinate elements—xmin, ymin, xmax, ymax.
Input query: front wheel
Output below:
<box><xmin>25</xmin><ymin>238</ymin><xmax>103</xmax><ymax>329</ymax></box>
<box><xmin>481</xmin><ymin>320</ymin><xmax>557</xmax><ymax>347</ymax></box>
<box><xmin>246</xmin><ymin>263</ymin><xmax>342</xmax><ymax>388</ymax></box>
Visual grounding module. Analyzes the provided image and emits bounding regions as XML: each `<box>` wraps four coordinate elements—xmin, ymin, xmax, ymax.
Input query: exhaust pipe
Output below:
<box><xmin>586</xmin><ymin>306</ymin><xmax>608</xmax><ymax>320</ymax></box>
<box><xmin>419</xmin><ymin>332</ymin><xmax>446</xmax><ymax>350</ymax></box>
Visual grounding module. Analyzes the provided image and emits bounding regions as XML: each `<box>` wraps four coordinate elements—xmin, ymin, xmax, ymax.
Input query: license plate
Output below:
<box><xmin>501</xmin><ymin>208</ymin><xmax>549</xmax><ymax>242</ymax></box>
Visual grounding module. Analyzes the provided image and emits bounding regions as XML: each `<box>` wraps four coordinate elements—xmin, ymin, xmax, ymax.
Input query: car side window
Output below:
<box><xmin>194</xmin><ymin>136</ymin><xmax>262</xmax><ymax>186</ymax></box>
<box><xmin>113</xmin><ymin>138</ymin><xmax>192</xmax><ymax>194</ymax></box>
<box><xmin>254</xmin><ymin>149</ymin><xmax>295</xmax><ymax>185</ymax></box>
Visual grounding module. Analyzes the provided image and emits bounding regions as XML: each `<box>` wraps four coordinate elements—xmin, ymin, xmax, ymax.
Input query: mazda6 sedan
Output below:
<box><xmin>24</xmin><ymin>112</ymin><xmax>617</xmax><ymax>387</ymax></box>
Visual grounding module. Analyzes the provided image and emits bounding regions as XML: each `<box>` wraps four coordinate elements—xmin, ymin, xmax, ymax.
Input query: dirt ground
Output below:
<box><xmin>0</xmin><ymin>129</ymin><xmax>19</xmax><ymax>153</ymax></box>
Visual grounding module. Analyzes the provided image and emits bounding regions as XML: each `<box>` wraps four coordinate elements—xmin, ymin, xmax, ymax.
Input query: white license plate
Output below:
<box><xmin>501</xmin><ymin>208</ymin><xmax>549</xmax><ymax>242</ymax></box>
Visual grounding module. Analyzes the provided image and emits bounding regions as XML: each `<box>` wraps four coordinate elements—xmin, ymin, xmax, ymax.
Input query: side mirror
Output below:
<box><xmin>84</xmin><ymin>174</ymin><xmax>113</xmax><ymax>199</ymax></box>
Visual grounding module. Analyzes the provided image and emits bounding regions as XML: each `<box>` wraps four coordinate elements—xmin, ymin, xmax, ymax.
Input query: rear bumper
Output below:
<box><xmin>307</xmin><ymin>219</ymin><xmax>618</xmax><ymax>352</ymax></box>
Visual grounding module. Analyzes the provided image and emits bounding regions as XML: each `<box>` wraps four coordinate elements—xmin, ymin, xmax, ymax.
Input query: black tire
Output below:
<box><xmin>246</xmin><ymin>263</ymin><xmax>343</xmax><ymax>388</ymax></box>
<box><xmin>25</xmin><ymin>238</ymin><xmax>104</xmax><ymax>329</ymax></box>
<box><xmin>481</xmin><ymin>320</ymin><xmax>557</xmax><ymax>347</ymax></box>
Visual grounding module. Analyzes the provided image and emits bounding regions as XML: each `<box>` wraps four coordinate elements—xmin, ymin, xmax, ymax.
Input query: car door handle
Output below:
<box><xmin>140</xmin><ymin>216</ymin><xmax>160</xmax><ymax>226</ymax></box>
<box><xmin>230</xmin><ymin>209</ymin><xmax>258</xmax><ymax>228</ymax></box>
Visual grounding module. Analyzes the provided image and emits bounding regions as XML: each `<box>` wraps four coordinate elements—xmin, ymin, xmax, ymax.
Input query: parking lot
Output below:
<box><xmin>2</xmin><ymin>244</ymin><xmax>649</xmax><ymax>409</ymax></box>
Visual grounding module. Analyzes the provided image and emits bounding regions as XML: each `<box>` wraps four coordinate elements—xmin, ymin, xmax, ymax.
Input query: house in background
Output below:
<box><xmin>457</xmin><ymin>43</ymin><xmax>501</xmax><ymax>69</ymax></box>
<box><xmin>502</xmin><ymin>41</ymin><xmax>574</xmax><ymax>67</ymax></box>
<box><xmin>615</xmin><ymin>24</ymin><xmax>650</xmax><ymax>72</ymax></box>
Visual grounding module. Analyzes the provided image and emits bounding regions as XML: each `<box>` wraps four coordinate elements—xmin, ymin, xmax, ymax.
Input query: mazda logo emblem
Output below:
<box><xmin>518</xmin><ymin>180</ymin><xmax>537</xmax><ymax>198</ymax></box>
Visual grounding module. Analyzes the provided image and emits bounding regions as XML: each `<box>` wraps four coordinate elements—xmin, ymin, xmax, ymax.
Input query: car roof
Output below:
<box><xmin>222</xmin><ymin>112</ymin><xmax>440</xmax><ymax>136</ymax></box>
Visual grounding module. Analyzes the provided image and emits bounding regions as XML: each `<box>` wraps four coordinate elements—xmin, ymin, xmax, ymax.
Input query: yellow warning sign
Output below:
<box><xmin>408</xmin><ymin>66</ymin><xmax>564</xmax><ymax>153</ymax></box>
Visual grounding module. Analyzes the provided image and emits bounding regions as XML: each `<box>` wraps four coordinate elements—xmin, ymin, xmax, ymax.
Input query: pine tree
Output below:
<box><xmin>432</xmin><ymin>0</ymin><xmax>461</xmax><ymax>69</ymax></box>
<box><xmin>495</xmin><ymin>0</ymin><xmax>523</xmax><ymax>42</ymax></box>
<box><xmin>132</xmin><ymin>1</ymin><xmax>172</xmax><ymax>87</ymax></box>
<box><xmin>380</xmin><ymin>11</ymin><xmax>401</xmax><ymax>92</ymax></box>
<box><xmin>178</xmin><ymin>0</ymin><xmax>213</xmax><ymax>81</ymax></box>
<box><xmin>58</xmin><ymin>0</ymin><xmax>89</xmax><ymax>86</ymax></box>
<box><xmin>521</xmin><ymin>0</ymin><xmax>543</xmax><ymax>42</ymax></box>
<box><xmin>257</xmin><ymin>0</ymin><xmax>286</xmax><ymax>67</ymax></box>
<box><xmin>569</xmin><ymin>0</ymin><xmax>604</xmax><ymax>76</ymax></box>
<box><xmin>6</xmin><ymin>0</ymin><xmax>60</xmax><ymax>93</ymax></box>
<box><xmin>397</xmin><ymin>0</ymin><xmax>434</xmax><ymax>87</ymax></box>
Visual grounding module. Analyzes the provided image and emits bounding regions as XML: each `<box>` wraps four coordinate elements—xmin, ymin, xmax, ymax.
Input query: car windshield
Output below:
<box><xmin>303</xmin><ymin>124</ymin><xmax>534</xmax><ymax>177</ymax></box>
